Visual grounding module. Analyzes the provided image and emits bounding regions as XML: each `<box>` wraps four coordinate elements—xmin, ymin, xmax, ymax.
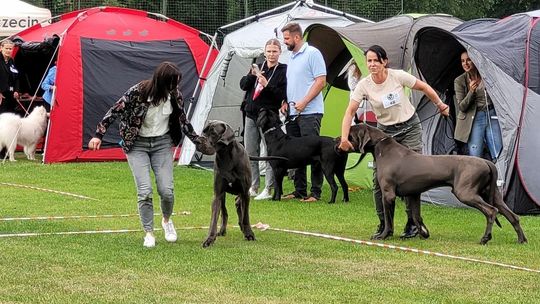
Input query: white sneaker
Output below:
<box><xmin>249</xmin><ymin>187</ymin><xmax>258</xmax><ymax>197</ymax></box>
<box><xmin>162</xmin><ymin>219</ymin><xmax>177</xmax><ymax>242</ymax></box>
<box><xmin>143</xmin><ymin>233</ymin><xmax>155</xmax><ymax>248</ymax></box>
<box><xmin>254</xmin><ymin>188</ymin><xmax>272</xmax><ymax>200</ymax></box>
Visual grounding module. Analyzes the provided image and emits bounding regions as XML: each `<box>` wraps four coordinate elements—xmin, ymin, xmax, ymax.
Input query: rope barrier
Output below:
<box><xmin>0</xmin><ymin>182</ymin><xmax>97</xmax><ymax>200</ymax></box>
<box><xmin>252</xmin><ymin>223</ymin><xmax>540</xmax><ymax>274</ymax></box>
<box><xmin>0</xmin><ymin>211</ymin><xmax>191</xmax><ymax>222</ymax></box>
<box><xmin>0</xmin><ymin>219</ymin><xmax>536</xmax><ymax>274</ymax></box>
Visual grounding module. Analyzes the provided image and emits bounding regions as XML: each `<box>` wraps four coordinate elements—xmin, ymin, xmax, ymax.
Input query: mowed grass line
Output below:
<box><xmin>0</xmin><ymin>156</ymin><xmax>539</xmax><ymax>303</ymax></box>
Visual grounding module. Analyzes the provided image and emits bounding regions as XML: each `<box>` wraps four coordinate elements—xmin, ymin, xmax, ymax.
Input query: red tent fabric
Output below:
<box><xmin>14</xmin><ymin>7</ymin><xmax>217</xmax><ymax>163</ymax></box>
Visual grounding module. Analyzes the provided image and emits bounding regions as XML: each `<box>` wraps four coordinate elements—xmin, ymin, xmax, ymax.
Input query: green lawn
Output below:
<box><xmin>0</xmin><ymin>155</ymin><xmax>539</xmax><ymax>303</ymax></box>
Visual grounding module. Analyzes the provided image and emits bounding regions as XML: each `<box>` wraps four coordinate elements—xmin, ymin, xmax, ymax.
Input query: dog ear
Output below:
<box><xmin>353</xmin><ymin>125</ymin><xmax>370</xmax><ymax>154</ymax></box>
<box><xmin>217</xmin><ymin>123</ymin><xmax>235</xmax><ymax>146</ymax></box>
<box><xmin>359</xmin><ymin>131</ymin><xmax>370</xmax><ymax>154</ymax></box>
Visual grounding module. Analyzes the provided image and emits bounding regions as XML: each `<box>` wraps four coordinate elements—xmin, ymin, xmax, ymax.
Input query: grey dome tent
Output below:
<box><xmin>178</xmin><ymin>0</ymin><xmax>368</xmax><ymax>165</ymax></box>
<box><xmin>414</xmin><ymin>11</ymin><xmax>540</xmax><ymax>214</ymax></box>
<box><xmin>303</xmin><ymin>14</ymin><xmax>462</xmax><ymax>187</ymax></box>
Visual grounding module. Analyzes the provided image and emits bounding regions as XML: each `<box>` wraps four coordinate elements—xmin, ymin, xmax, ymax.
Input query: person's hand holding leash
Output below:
<box><xmin>294</xmin><ymin>100</ymin><xmax>307</xmax><ymax>113</ymax></box>
<box><xmin>338</xmin><ymin>138</ymin><xmax>354</xmax><ymax>152</ymax></box>
<box><xmin>437</xmin><ymin>101</ymin><xmax>450</xmax><ymax>117</ymax></box>
<box><xmin>280</xmin><ymin>101</ymin><xmax>288</xmax><ymax>114</ymax></box>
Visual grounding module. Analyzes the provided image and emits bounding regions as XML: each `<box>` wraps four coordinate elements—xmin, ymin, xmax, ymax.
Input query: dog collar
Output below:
<box><xmin>263</xmin><ymin>127</ymin><xmax>277</xmax><ymax>135</ymax></box>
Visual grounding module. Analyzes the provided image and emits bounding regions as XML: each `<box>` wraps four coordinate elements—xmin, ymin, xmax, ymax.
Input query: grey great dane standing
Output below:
<box><xmin>346</xmin><ymin>124</ymin><xmax>527</xmax><ymax>245</ymax></box>
<box><xmin>197</xmin><ymin>120</ymin><xmax>287</xmax><ymax>247</ymax></box>
<box><xmin>197</xmin><ymin>120</ymin><xmax>256</xmax><ymax>247</ymax></box>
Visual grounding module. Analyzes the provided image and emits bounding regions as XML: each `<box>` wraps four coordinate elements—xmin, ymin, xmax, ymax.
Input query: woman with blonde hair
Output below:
<box><xmin>240</xmin><ymin>38</ymin><xmax>287</xmax><ymax>200</ymax></box>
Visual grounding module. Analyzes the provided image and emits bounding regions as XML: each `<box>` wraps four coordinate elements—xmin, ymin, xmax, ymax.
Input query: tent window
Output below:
<box><xmin>80</xmin><ymin>38</ymin><xmax>198</xmax><ymax>149</ymax></box>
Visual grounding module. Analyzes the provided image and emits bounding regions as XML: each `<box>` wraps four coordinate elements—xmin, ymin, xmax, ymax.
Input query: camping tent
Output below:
<box><xmin>1</xmin><ymin>0</ymin><xmax>51</xmax><ymax>37</ymax></box>
<box><xmin>178</xmin><ymin>0</ymin><xmax>367</xmax><ymax>165</ymax></box>
<box><xmin>305</xmin><ymin>14</ymin><xmax>463</xmax><ymax>136</ymax></box>
<box><xmin>413</xmin><ymin>11</ymin><xmax>540</xmax><ymax>214</ymax></box>
<box><xmin>303</xmin><ymin>15</ymin><xmax>462</xmax><ymax>187</ymax></box>
<box><xmin>11</xmin><ymin>6</ymin><xmax>217</xmax><ymax>163</ymax></box>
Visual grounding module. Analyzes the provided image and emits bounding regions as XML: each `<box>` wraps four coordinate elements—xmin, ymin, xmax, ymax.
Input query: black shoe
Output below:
<box><xmin>400</xmin><ymin>220</ymin><xmax>419</xmax><ymax>239</ymax></box>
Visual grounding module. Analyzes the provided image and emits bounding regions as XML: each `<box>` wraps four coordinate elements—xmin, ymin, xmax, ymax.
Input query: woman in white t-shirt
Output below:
<box><xmin>338</xmin><ymin>45</ymin><xmax>450</xmax><ymax>240</ymax></box>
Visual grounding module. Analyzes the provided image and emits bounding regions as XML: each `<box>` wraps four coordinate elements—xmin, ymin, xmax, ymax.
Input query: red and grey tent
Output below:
<box><xmin>12</xmin><ymin>6</ymin><xmax>217</xmax><ymax>163</ymax></box>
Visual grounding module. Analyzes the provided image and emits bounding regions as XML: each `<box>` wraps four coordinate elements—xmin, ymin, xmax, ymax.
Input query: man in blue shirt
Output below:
<box><xmin>281</xmin><ymin>22</ymin><xmax>326</xmax><ymax>202</ymax></box>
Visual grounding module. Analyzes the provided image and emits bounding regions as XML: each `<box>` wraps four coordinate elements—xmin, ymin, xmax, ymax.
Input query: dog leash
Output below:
<box><xmin>387</xmin><ymin>110</ymin><xmax>449</xmax><ymax>139</ymax></box>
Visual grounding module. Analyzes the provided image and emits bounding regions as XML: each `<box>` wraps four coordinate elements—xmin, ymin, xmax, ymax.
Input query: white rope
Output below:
<box><xmin>0</xmin><ymin>182</ymin><xmax>97</xmax><ymax>200</ymax></box>
<box><xmin>0</xmin><ymin>211</ymin><xmax>191</xmax><ymax>222</ymax></box>
<box><xmin>252</xmin><ymin>223</ymin><xmax>540</xmax><ymax>274</ymax></box>
<box><xmin>0</xmin><ymin>220</ymin><xmax>535</xmax><ymax>274</ymax></box>
<box><xmin>0</xmin><ymin>226</ymin><xmax>209</xmax><ymax>238</ymax></box>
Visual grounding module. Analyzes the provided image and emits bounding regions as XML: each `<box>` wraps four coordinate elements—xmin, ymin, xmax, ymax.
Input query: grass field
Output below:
<box><xmin>1</xmin><ymin>155</ymin><xmax>539</xmax><ymax>303</ymax></box>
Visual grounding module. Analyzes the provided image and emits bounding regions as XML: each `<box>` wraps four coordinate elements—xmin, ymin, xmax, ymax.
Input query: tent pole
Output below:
<box><xmin>309</xmin><ymin>2</ymin><xmax>372</xmax><ymax>23</ymax></box>
<box><xmin>218</xmin><ymin>1</ymin><xmax>298</xmax><ymax>32</ymax></box>
<box><xmin>186</xmin><ymin>31</ymin><xmax>218</xmax><ymax>120</ymax></box>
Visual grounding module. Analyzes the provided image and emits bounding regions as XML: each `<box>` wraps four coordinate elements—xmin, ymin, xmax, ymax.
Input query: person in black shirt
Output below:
<box><xmin>239</xmin><ymin>38</ymin><xmax>287</xmax><ymax>200</ymax></box>
<box><xmin>0</xmin><ymin>39</ymin><xmax>20</xmax><ymax>114</ymax></box>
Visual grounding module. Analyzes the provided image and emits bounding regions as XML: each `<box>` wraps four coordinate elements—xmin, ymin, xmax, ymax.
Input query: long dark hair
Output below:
<box><xmin>140</xmin><ymin>62</ymin><xmax>182</xmax><ymax>106</ymax></box>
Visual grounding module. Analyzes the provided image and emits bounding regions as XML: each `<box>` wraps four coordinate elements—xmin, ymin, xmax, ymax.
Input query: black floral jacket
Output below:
<box><xmin>95</xmin><ymin>82</ymin><xmax>199</xmax><ymax>153</ymax></box>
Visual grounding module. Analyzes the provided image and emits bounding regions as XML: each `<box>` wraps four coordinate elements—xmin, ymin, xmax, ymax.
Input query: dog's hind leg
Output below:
<box><xmin>455</xmin><ymin>191</ymin><xmax>498</xmax><ymax>245</ymax></box>
<box><xmin>335</xmin><ymin>162</ymin><xmax>349</xmax><ymax>202</ymax></box>
<box><xmin>218</xmin><ymin>195</ymin><xmax>228</xmax><ymax>236</ymax></box>
<box><xmin>321</xmin><ymin>167</ymin><xmax>338</xmax><ymax>204</ymax></box>
<box><xmin>492</xmin><ymin>190</ymin><xmax>527</xmax><ymax>243</ymax></box>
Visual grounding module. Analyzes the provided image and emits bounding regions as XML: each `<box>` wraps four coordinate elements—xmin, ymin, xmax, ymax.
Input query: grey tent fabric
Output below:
<box><xmin>414</xmin><ymin>11</ymin><xmax>540</xmax><ymax>214</ymax></box>
<box><xmin>335</xmin><ymin>15</ymin><xmax>462</xmax><ymax>70</ymax></box>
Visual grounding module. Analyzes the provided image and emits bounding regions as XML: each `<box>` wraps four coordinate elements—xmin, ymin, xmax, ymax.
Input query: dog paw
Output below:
<box><xmin>202</xmin><ymin>238</ymin><xmax>215</xmax><ymax>248</ymax></box>
<box><xmin>244</xmin><ymin>234</ymin><xmax>256</xmax><ymax>241</ymax></box>
<box><xmin>479</xmin><ymin>233</ymin><xmax>492</xmax><ymax>245</ymax></box>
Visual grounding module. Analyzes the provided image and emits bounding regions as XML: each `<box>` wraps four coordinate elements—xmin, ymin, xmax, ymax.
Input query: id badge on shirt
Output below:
<box><xmin>381</xmin><ymin>92</ymin><xmax>401</xmax><ymax>109</ymax></box>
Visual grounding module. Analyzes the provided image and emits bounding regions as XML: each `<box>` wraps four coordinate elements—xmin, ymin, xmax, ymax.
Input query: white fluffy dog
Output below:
<box><xmin>0</xmin><ymin>106</ymin><xmax>48</xmax><ymax>161</ymax></box>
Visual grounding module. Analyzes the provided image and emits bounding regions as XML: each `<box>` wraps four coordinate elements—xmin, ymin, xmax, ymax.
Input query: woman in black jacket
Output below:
<box><xmin>240</xmin><ymin>38</ymin><xmax>287</xmax><ymax>200</ymax></box>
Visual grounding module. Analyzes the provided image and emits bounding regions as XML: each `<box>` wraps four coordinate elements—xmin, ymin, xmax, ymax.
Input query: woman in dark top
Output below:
<box><xmin>240</xmin><ymin>38</ymin><xmax>287</xmax><ymax>201</ymax></box>
<box><xmin>0</xmin><ymin>39</ymin><xmax>19</xmax><ymax>114</ymax></box>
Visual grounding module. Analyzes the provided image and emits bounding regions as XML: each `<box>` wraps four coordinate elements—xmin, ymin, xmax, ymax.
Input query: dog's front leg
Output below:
<box><xmin>272</xmin><ymin>168</ymin><xmax>287</xmax><ymax>201</ymax></box>
<box><xmin>202</xmin><ymin>192</ymin><xmax>225</xmax><ymax>248</ymax></box>
<box><xmin>374</xmin><ymin>186</ymin><xmax>395</xmax><ymax>240</ymax></box>
<box><xmin>236</xmin><ymin>194</ymin><xmax>255</xmax><ymax>241</ymax></box>
<box><xmin>218</xmin><ymin>195</ymin><xmax>228</xmax><ymax>236</ymax></box>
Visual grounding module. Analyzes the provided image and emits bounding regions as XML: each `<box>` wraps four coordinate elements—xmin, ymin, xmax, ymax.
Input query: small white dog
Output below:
<box><xmin>0</xmin><ymin>106</ymin><xmax>48</xmax><ymax>161</ymax></box>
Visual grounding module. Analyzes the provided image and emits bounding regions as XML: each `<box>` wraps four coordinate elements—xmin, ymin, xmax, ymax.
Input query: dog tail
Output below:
<box><xmin>487</xmin><ymin>161</ymin><xmax>502</xmax><ymax>228</ymax></box>
<box><xmin>249</xmin><ymin>155</ymin><xmax>289</xmax><ymax>161</ymax></box>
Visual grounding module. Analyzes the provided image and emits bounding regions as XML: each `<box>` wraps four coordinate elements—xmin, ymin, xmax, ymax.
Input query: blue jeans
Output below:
<box><xmin>468</xmin><ymin>108</ymin><xmax>502</xmax><ymax>161</ymax></box>
<box><xmin>126</xmin><ymin>134</ymin><xmax>174</xmax><ymax>232</ymax></box>
<box><xmin>244</xmin><ymin>117</ymin><xmax>275</xmax><ymax>191</ymax></box>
